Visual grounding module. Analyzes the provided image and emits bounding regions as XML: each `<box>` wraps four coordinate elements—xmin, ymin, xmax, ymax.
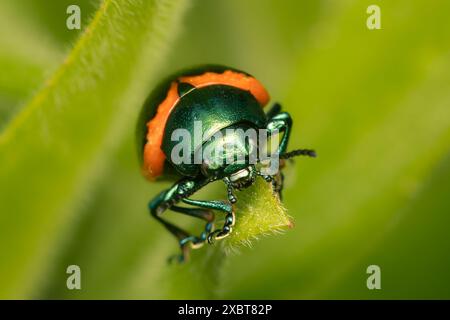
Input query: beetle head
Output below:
<box><xmin>200</xmin><ymin>126</ymin><xmax>256</xmax><ymax>189</ymax></box>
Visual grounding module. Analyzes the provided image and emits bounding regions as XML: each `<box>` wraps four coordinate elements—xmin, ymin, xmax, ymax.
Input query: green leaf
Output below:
<box><xmin>224</xmin><ymin>177</ymin><xmax>292</xmax><ymax>250</ymax></box>
<box><xmin>0</xmin><ymin>1</ymin><xmax>64</xmax><ymax>129</ymax></box>
<box><xmin>8</xmin><ymin>0</ymin><xmax>100</xmax><ymax>46</ymax></box>
<box><xmin>0</xmin><ymin>0</ymin><xmax>189</xmax><ymax>298</ymax></box>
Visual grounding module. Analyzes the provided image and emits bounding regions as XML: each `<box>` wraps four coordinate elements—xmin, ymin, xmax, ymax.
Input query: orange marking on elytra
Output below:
<box><xmin>179</xmin><ymin>70</ymin><xmax>270</xmax><ymax>106</ymax></box>
<box><xmin>142</xmin><ymin>81</ymin><xmax>179</xmax><ymax>180</ymax></box>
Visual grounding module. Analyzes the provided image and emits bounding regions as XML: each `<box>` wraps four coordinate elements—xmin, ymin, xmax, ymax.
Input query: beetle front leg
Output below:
<box><xmin>266</xmin><ymin>110</ymin><xmax>292</xmax><ymax>156</ymax></box>
<box><xmin>149</xmin><ymin>178</ymin><xmax>211</xmax><ymax>262</ymax></box>
<box><xmin>257</xmin><ymin>108</ymin><xmax>293</xmax><ymax>195</ymax></box>
<box><xmin>264</xmin><ymin>108</ymin><xmax>314</xmax><ymax>199</ymax></box>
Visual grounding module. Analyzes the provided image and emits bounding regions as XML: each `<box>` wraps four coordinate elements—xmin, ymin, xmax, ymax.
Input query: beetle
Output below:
<box><xmin>137</xmin><ymin>65</ymin><xmax>315</xmax><ymax>262</ymax></box>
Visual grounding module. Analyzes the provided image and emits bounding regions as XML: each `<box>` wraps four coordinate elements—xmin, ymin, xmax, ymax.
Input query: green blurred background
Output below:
<box><xmin>1</xmin><ymin>0</ymin><xmax>450</xmax><ymax>299</ymax></box>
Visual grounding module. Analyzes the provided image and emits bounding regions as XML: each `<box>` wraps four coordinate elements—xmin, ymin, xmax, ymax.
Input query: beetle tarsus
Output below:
<box><xmin>227</xmin><ymin>185</ymin><xmax>237</xmax><ymax>204</ymax></box>
<box><xmin>207</xmin><ymin>210</ymin><xmax>235</xmax><ymax>244</ymax></box>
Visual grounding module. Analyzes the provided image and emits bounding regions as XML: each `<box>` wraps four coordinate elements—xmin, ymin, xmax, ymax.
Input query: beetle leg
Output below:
<box><xmin>224</xmin><ymin>179</ymin><xmax>237</xmax><ymax>204</ymax></box>
<box><xmin>259</xmin><ymin>109</ymin><xmax>291</xmax><ymax>179</ymax></box>
<box><xmin>206</xmin><ymin>210</ymin><xmax>235</xmax><ymax>243</ymax></box>
<box><xmin>181</xmin><ymin>198</ymin><xmax>235</xmax><ymax>244</ymax></box>
<box><xmin>266</xmin><ymin>109</ymin><xmax>292</xmax><ymax>156</ymax></box>
<box><xmin>148</xmin><ymin>178</ymin><xmax>210</xmax><ymax>263</ymax></box>
<box><xmin>170</xmin><ymin>205</ymin><xmax>215</xmax><ymax>247</ymax></box>
<box><xmin>257</xmin><ymin>106</ymin><xmax>291</xmax><ymax>199</ymax></box>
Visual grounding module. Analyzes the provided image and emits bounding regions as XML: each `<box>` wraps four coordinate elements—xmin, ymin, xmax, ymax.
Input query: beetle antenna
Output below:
<box><xmin>280</xmin><ymin>149</ymin><xmax>316</xmax><ymax>159</ymax></box>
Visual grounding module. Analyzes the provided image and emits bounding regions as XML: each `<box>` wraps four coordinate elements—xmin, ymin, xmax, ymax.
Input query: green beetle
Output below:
<box><xmin>137</xmin><ymin>65</ymin><xmax>315</xmax><ymax>262</ymax></box>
